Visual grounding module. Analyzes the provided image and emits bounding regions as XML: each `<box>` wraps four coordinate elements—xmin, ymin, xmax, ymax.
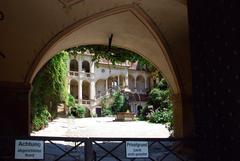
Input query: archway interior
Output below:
<box><xmin>30</xmin><ymin>9</ymin><xmax>180</xmax><ymax>95</ymax></box>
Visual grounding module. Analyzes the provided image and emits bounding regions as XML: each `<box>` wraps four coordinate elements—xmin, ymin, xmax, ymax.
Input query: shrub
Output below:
<box><xmin>67</xmin><ymin>94</ymin><xmax>76</xmax><ymax>107</ymax></box>
<box><xmin>110</xmin><ymin>91</ymin><xmax>126</xmax><ymax>114</ymax></box>
<box><xmin>32</xmin><ymin>106</ymin><xmax>51</xmax><ymax>131</ymax></box>
<box><xmin>32</xmin><ymin>116</ymin><xmax>43</xmax><ymax>131</ymax></box>
<box><xmin>69</xmin><ymin>104</ymin><xmax>86</xmax><ymax>118</ymax></box>
<box><xmin>76</xmin><ymin>104</ymin><xmax>86</xmax><ymax>118</ymax></box>
<box><xmin>149</xmin><ymin>108</ymin><xmax>173</xmax><ymax>130</ymax></box>
<box><xmin>102</xmin><ymin>108</ymin><xmax>113</xmax><ymax>116</ymax></box>
<box><xmin>139</xmin><ymin>106</ymin><xmax>152</xmax><ymax>120</ymax></box>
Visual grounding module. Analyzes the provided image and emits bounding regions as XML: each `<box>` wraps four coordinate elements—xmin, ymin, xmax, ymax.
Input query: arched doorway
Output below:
<box><xmin>82</xmin><ymin>60</ymin><xmax>90</xmax><ymax>73</ymax></box>
<box><xmin>128</xmin><ymin>75</ymin><xmax>135</xmax><ymax>92</ymax></box>
<box><xmin>82</xmin><ymin>80</ymin><xmax>90</xmax><ymax>101</ymax></box>
<box><xmin>95</xmin><ymin>79</ymin><xmax>106</xmax><ymax>98</ymax></box>
<box><xmin>119</xmin><ymin>75</ymin><xmax>125</xmax><ymax>88</ymax></box>
<box><xmin>136</xmin><ymin>75</ymin><xmax>145</xmax><ymax>93</ymax></box>
<box><xmin>107</xmin><ymin>76</ymin><xmax>118</xmax><ymax>89</ymax></box>
<box><xmin>70</xmin><ymin>59</ymin><xmax>78</xmax><ymax>71</ymax></box>
<box><xmin>70</xmin><ymin>79</ymin><xmax>78</xmax><ymax>99</ymax></box>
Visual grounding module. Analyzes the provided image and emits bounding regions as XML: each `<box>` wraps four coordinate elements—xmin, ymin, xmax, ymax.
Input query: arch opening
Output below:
<box><xmin>70</xmin><ymin>79</ymin><xmax>78</xmax><ymax>99</ymax></box>
<box><xmin>70</xmin><ymin>59</ymin><xmax>78</xmax><ymax>71</ymax></box>
<box><xmin>82</xmin><ymin>61</ymin><xmax>90</xmax><ymax>73</ymax></box>
<box><xmin>27</xmin><ymin>5</ymin><xmax>192</xmax><ymax>138</ymax></box>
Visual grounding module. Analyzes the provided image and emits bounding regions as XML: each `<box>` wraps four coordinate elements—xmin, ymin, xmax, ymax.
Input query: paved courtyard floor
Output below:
<box><xmin>30</xmin><ymin>117</ymin><xmax>194</xmax><ymax>161</ymax></box>
<box><xmin>31</xmin><ymin>117</ymin><xmax>170</xmax><ymax>138</ymax></box>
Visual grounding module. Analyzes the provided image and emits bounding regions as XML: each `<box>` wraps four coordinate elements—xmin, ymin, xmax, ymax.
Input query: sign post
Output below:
<box><xmin>15</xmin><ymin>140</ymin><xmax>44</xmax><ymax>160</ymax></box>
<box><xmin>126</xmin><ymin>141</ymin><xmax>148</xmax><ymax>158</ymax></box>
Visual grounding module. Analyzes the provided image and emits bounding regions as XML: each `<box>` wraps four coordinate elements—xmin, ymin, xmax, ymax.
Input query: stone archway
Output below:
<box><xmin>82</xmin><ymin>60</ymin><xmax>90</xmax><ymax>73</ymax></box>
<box><xmin>70</xmin><ymin>59</ymin><xmax>78</xmax><ymax>71</ymax></box>
<box><xmin>25</xmin><ymin>5</ymin><xmax>192</xmax><ymax>138</ymax></box>
<box><xmin>70</xmin><ymin>79</ymin><xmax>78</xmax><ymax>99</ymax></box>
<box><xmin>82</xmin><ymin>80</ymin><xmax>90</xmax><ymax>100</ymax></box>
<box><xmin>128</xmin><ymin>75</ymin><xmax>135</xmax><ymax>92</ymax></box>
<box><xmin>136</xmin><ymin>75</ymin><xmax>145</xmax><ymax>93</ymax></box>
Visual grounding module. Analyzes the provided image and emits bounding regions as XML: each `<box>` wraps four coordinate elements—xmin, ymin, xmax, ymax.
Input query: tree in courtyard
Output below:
<box><xmin>111</xmin><ymin>91</ymin><xmax>125</xmax><ymax>114</ymax></box>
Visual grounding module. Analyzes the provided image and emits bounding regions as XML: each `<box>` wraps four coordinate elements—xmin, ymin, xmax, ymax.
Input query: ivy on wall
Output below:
<box><xmin>31</xmin><ymin>51</ymin><xmax>69</xmax><ymax>130</ymax></box>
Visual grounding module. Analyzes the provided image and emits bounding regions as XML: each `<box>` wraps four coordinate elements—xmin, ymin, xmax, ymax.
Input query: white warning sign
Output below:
<box><xmin>15</xmin><ymin>140</ymin><xmax>44</xmax><ymax>159</ymax></box>
<box><xmin>126</xmin><ymin>141</ymin><xmax>148</xmax><ymax>158</ymax></box>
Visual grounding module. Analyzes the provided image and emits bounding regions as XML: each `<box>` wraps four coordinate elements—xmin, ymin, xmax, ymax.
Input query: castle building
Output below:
<box><xmin>68</xmin><ymin>51</ymin><xmax>155</xmax><ymax>115</ymax></box>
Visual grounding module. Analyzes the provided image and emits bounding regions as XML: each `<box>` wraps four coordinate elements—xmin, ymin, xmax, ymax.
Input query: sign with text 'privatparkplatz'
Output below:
<box><xmin>15</xmin><ymin>140</ymin><xmax>44</xmax><ymax>160</ymax></box>
<box><xmin>126</xmin><ymin>141</ymin><xmax>149</xmax><ymax>158</ymax></box>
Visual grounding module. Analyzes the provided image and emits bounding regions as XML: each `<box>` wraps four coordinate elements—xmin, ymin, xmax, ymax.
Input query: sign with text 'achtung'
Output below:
<box><xmin>15</xmin><ymin>140</ymin><xmax>44</xmax><ymax>159</ymax></box>
<box><xmin>126</xmin><ymin>141</ymin><xmax>149</xmax><ymax>158</ymax></box>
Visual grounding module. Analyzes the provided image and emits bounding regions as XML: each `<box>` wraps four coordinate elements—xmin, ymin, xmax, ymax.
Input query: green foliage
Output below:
<box><xmin>139</xmin><ymin>78</ymin><xmax>173</xmax><ymax>131</ymax></box>
<box><xmin>66</xmin><ymin>45</ymin><xmax>156</xmax><ymax>72</ymax></box>
<box><xmin>32</xmin><ymin>106</ymin><xmax>51</xmax><ymax>131</ymax></box>
<box><xmin>147</xmin><ymin>78</ymin><xmax>171</xmax><ymax>110</ymax></box>
<box><xmin>100</xmin><ymin>91</ymin><xmax>128</xmax><ymax>115</ymax></box>
<box><xmin>102</xmin><ymin>108</ymin><xmax>113</xmax><ymax>117</ymax></box>
<box><xmin>100</xmin><ymin>96</ymin><xmax>113</xmax><ymax>109</ymax></box>
<box><xmin>111</xmin><ymin>91</ymin><xmax>126</xmax><ymax>114</ymax></box>
<box><xmin>139</xmin><ymin>106</ymin><xmax>152</xmax><ymax>121</ymax></box>
<box><xmin>100</xmin><ymin>96</ymin><xmax>113</xmax><ymax>116</ymax></box>
<box><xmin>67</xmin><ymin>94</ymin><xmax>86</xmax><ymax>118</ymax></box>
<box><xmin>31</xmin><ymin>51</ymin><xmax>69</xmax><ymax>130</ymax></box>
<box><xmin>69</xmin><ymin>105</ymin><xmax>86</xmax><ymax>118</ymax></box>
<box><xmin>67</xmin><ymin>94</ymin><xmax>76</xmax><ymax>107</ymax></box>
<box><xmin>149</xmin><ymin>108</ymin><xmax>173</xmax><ymax>123</ymax></box>
<box><xmin>149</xmin><ymin>108</ymin><xmax>173</xmax><ymax>131</ymax></box>
<box><xmin>75</xmin><ymin>104</ymin><xmax>86</xmax><ymax>118</ymax></box>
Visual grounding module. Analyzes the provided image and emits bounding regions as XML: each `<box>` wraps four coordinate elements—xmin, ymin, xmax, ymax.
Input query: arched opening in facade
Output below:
<box><xmin>136</xmin><ymin>75</ymin><xmax>145</xmax><ymax>93</ymax></box>
<box><xmin>70</xmin><ymin>79</ymin><xmax>78</xmax><ymax>99</ymax></box>
<box><xmin>82</xmin><ymin>80</ymin><xmax>90</xmax><ymax>100</ymax></box>
<box><xmin>119</xmin><ymin>75</ymin><xmax>125</xmax><ymax>87</ymax></box>
<box><xmin>82</xmin><ymin>60</ymin><xmax>90</xmax><ymax>73</ymax></box>
<box><xmin>107</xmin><ymin>76</ymin><xmax>118</xmax><ymax>89</ymax></box>
<box><xmin>128</xmin><ymin>75</ymin><xmax>135</xmax><ymax>91</ymax></box>
<box><xmin>70</xmin><ymin>59</ymin><xmax>78</xmax><ymax>71</ymax></box>
<box><xmin>95</xmin><ymin>79</ymin><xmax>106</xmax><ymax>98</ymax></box>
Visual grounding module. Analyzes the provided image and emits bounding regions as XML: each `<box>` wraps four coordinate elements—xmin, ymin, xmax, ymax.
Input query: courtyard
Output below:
<box><xmin>30</xmin><ymin>117</ymin><xmax>189</xmax><ymax>161</ymax></box>
<box><xmin>31</xmin><ymin>117</ymin><xmax>170</xmax><ymax>138</ymax></box>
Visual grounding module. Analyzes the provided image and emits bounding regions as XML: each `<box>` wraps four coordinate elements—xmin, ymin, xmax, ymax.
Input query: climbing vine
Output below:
<box><xmin>31</xmin><ymin>51</ymin><xmax>69</xmax><ymax>130</ymax></box>
<box><xmin>66</xmin><ymin>45</ymin><xmax>156</xmax><ymax>72</ymax></box>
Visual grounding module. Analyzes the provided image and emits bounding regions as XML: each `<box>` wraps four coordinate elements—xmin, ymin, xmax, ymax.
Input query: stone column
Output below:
<box><xmin>134</xmin><ymin>76</ymin><xmax>137</xmax><ymax>92</ymax></box>
<box><xmin>144</xmin><ymin>75</ymin><xmax>147</xmax><ymax>90</ymax></box>
<box><xmin>170</xmin><ymin>93</ymin><xmax>183</xmax><ymax>138</ymax></box>
<box><xmin>90</xmin><ymin>61</ymin><xmax>95</xmax><ymax>73</ymax></box>
<box><xmin>67</xmin><ymin>79</ymin><xmax>70</xmax><ymax>94</ymax></box>
<box><xmin>78</xmin><ymin>59</ymin><xmax>82</xmax><ymax>73</ymax></box>
<box><xmin>90</xmin><ymin>80</ymin><xmax>95</xmax><ymax>100</ymax></box>
<box><xmin>78</xmin><ymin>80</ymin><xmax>82</xmax><ymax>103</ymax></box>
<box><xmin>125</xmin><ymin>68</ymin><xmax>129</xmax><ymax>87</ymax></box>
<box><xmin>105</xmin><ymin>79</ymin><xmax>108</xmax><ymax>94</ymax></box>
<box><xmin>117</xmin><ymin>75</ymin><xmax>120</xmax><ymax>86</ymax></box>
